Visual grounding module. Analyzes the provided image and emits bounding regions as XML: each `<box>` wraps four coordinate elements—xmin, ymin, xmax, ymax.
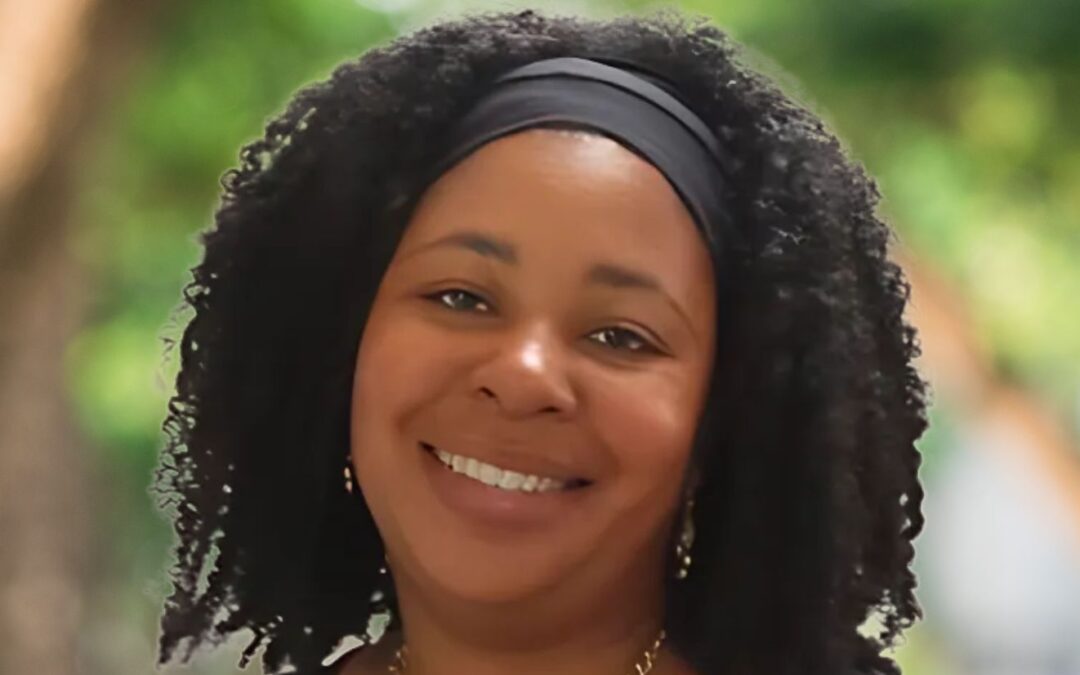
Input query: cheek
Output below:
<box><xmin>592</xmin><ymin>371</ymin><xmax>702</xmax><ymax>496</ymax></box>
<box><xmin>350</xmin><ymin>306</ymin><xmax>450</xmax><ymax>534</ymax></box>
<box><xmin>352</xmin><ymin>304</ymin><xmax>451</xmax><ymax>424</ymax></box>
<box><xmin>582</xmin><ymin>370</ymin><xmax>705</xmax><ymax>562</ymax></box>
<box><xmin>351</xmin><ymin>310</ymin><xmax>421</xmax><ymax>472</ymax></box>
<box><xmin>349</xmin><ymin>304</ymin><xmax>467</xmax><ymax>488</ymax></box>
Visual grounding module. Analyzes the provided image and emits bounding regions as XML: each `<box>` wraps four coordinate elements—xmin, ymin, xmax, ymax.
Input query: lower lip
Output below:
<box><xmin>419</xmin><ymin>444</ymin><xmax>593</xmax><ymax>531</ymax></box>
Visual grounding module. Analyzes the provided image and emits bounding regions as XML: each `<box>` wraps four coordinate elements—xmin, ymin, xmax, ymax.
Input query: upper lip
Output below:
<box><xmin>420</xmin><ymin>440</ymin><xmax>594</xmax><ymax>484</ymax></box>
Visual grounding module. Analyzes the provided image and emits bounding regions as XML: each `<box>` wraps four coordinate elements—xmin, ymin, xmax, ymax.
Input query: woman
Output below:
<box><xmin>154</xmin><ymin>9</ymin><xmax>928</xmax><ymax>675</ymax></box>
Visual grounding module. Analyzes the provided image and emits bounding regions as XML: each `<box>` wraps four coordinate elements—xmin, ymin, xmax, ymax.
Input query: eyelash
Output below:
<box><xmin>422</xmin><ymin>288</ymin><xmax>663</xmax><ymax>356</ymax></box>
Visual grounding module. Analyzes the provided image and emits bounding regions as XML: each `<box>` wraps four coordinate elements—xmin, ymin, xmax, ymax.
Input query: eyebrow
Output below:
<box><xmin>403</xmin><ymin>231</ymin><xmax>518</xmax><ymax>265</ymax></box>
<box><xmin>403</xmin><ymin>231</ymin><xmax>697</xmax><ymax>338</ymax></box>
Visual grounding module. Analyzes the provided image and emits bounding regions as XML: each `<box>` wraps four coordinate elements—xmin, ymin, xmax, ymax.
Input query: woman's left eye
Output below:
<box><xmin>589</xmin><ymin>327</ymin><xmax>661</xmax><ymax>355</ymax></box>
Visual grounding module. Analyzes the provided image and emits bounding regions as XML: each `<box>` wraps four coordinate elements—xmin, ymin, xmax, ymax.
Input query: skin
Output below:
<box><xmin>345</xmin><ymin>128</ymin><xmax>716</xmax><ymax>675</ymax></box>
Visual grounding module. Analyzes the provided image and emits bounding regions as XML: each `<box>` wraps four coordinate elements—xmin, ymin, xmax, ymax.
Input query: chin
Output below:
<box><xmin>396</xmin><ymin>524</ymin><xmax>580</xmax><ymax>604</ymax></box>
<box><xmin>431</xmin><ymin>567</ymin><xmax>553</xmax><ymax>604</ymax></box>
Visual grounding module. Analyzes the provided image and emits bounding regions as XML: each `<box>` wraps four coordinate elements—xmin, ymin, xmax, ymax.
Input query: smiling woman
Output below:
<box><xmin>350</xmin><ymin>128</ymin><xmax>716</xmax><ymax>643</ymax></box>
<box><xmin>153</xmin><ymin>9</ymin><xmax>928</xmax><ymax>675</ymax></box>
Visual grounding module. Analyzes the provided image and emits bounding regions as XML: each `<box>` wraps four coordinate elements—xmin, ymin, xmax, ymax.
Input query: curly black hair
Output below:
<box><xmin>153</xmin><ymin>8</ymin><xmax>928</xmax><ymax>675</ymax></box>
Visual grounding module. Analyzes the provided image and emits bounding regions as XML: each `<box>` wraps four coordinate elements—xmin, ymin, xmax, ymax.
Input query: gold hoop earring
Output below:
<box><xmin>674</xmin><ymin>496</ymin><xmax>695</xmax><ymax>580</ymax></box>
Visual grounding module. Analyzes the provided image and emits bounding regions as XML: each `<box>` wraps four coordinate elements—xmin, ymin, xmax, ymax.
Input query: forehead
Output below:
<box><xmin>400</xmin><ymin>129</ymin><xmax>714</xmax><ymax>289</ymax></box>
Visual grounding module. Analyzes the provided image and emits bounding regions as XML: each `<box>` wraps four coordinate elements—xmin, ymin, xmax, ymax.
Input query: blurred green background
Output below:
<box><xmin>1</xmin><ymin>0</ymin><xmax>1078</xmax><ymax>673</ymax></box>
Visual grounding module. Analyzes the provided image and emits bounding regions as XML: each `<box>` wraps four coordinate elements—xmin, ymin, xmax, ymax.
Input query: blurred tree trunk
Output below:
<box><xmin>0</xmin><ymin>1</ymin><xmax>160</xmax><ymax>674</ymax></box>
<box><xmin>902</xmin><ymin>251</ymin><xmax>1080</xmax><ymax>544</ymax></box>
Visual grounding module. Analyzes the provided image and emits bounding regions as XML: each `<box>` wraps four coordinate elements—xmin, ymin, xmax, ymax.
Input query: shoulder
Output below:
<box><xmin>324</xmin><ymin>632</ymin><xmax>402</xmax><ymax>675</ymax></box>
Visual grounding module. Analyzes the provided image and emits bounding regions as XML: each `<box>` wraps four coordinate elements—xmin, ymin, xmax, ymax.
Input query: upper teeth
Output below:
<box><xmin>432</xmin><ymin>448</ymin><xmax>569</xmax><ymax>493</ymax></box>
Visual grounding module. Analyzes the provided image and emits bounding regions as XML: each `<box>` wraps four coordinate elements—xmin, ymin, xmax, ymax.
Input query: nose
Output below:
<box><xmin>467</xmin><ymin>323</ymin><xmax>577</xmax><ymax>419</ymax></box>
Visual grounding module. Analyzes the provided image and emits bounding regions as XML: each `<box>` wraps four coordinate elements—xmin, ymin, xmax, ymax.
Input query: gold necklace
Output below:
<box><xmin>387</xmin><ymin>628</ymin><xmax>667</xmax><ymax>674</ymax></box>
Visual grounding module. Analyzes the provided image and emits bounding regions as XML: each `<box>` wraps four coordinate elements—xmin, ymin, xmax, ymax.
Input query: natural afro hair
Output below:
<box><xmin>153</xmin><ymin>8</ymin><xmax>928</xmax><ymax>675</ymax></box>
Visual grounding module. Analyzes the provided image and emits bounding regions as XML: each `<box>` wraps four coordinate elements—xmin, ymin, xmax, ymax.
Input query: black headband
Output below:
<box><xmin>423</xmin><ymin>57</ymin><xmax>733</xmax><ymax>253</ymax></box>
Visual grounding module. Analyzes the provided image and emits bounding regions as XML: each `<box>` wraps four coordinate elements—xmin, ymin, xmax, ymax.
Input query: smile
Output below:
<box><xmin>420</xmin><ymin>442</ymin><xmax>590</xmax><ymax>493</ymax></box>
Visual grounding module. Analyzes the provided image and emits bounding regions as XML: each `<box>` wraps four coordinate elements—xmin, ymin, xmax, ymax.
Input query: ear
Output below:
<box><xmin>681</xmin><ymin>462</ymin><xmax>702</xmax><ymax>501</ymax></box>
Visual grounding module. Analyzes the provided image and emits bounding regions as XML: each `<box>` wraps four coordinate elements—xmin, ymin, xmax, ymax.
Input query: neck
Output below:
<box><xmin>385</xmin><ymin>545</ymin><xmax>671</xmax><ymax>675</ymax></box>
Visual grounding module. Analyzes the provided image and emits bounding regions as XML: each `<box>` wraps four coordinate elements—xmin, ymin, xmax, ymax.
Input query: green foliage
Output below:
<box><xmin>69</xmin><ymin>3</ymin><xmax>395</xmax><ymax>671</ymax></box>
<box><xmin>72</xmin><ymin>0</ymin><xmax>395</xmax><ymax>455</ymax></box>
<box><xmin>688</xmin><ymin>0</ymin><xmax>1080</xmax><ymax>423</ymax></box>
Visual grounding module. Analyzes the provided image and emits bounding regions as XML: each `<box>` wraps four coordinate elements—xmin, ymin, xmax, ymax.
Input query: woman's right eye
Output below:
<box><xmin>423</xmin><ymin>288</ymin><xmax>492</xmax><ymax>313</ymax></box>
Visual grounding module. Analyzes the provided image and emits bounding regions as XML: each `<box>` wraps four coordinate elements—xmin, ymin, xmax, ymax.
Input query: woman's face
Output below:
<box><xmin>350</xmin><ymin>129</ymin><xmax>716</xmax><ymax>604</ymax></box>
